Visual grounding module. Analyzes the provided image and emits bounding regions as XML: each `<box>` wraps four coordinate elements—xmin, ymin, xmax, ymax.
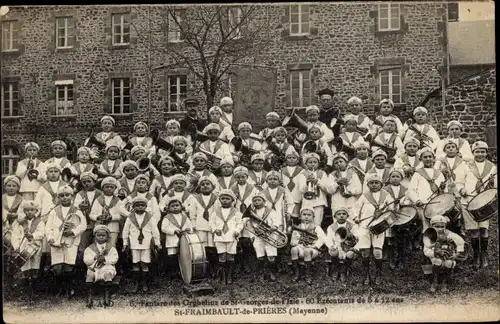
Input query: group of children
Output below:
<box><xmin>2</xmin><ymin>95</ymin><xmax>497</xmax><ymax>304</ymax></box>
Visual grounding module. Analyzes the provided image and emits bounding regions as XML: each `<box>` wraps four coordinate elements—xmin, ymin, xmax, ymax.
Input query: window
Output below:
<box><xmin>228</xmin><ymin>7</ymin><xmax>243</xmax><ymax>39</ymax></box>
<box><xmin>448</xmin><ymin>2</ymin><xmax>459</xmax><ymax>21</ymax></box>
<box><xmin>379</xmin><ymin>68</ymin><xmax>402</xmax><ymax>103</ymax></box>
<box><xmin>1</xmin><ymin>21</ymin><xmax>18</xmax><ymax>52</ymax></box>
<box><xmin>1</xmin><ymin>146</ymin><xmax>20</xmax><ymax>178</ymax></box>
<box><xmin>378</xmin><ymin>3</ymin><xmax>401</xmax><ymax>31</ymax></box>
<box><xmin>289</xmin><ymin>5</ymin><xmax>310</xmax><ymax>36</ymax></box>
<box><xmin>56</xmin><ymin>17</ymin><xmax>74</xmax><ymax>48</ymax></box>
<box><xmin>111</xmin><ymin>78</ymin><xmax>131</xmax><ymax>114</ymax></box>
<box><xmin>290</xmin><ymin>70</ymin><xmax>312</xmax><ymax>108</ymax></box>
<box><xmin>1</xmin><ymin>82</ymin><xmax>20</xmax><ymax>117</ymax></box>
<box><xmin>112</xmin><ymin>13</ymin><xmax>130</xmax><ymax>45</ymax></box>
<box><xmin>168</xmin><ymin>10</ymin><xmax>183</xmax><ymax>42</ymax></box>
<box><xmin>167</xmin><ymin>75</ymin><xmax>187</xmax><ymax>112</ymax></box>
<box><xmin>55</xmin><ymin>80</ymin><xmax>74</xmax><ymax>115</ymax></box>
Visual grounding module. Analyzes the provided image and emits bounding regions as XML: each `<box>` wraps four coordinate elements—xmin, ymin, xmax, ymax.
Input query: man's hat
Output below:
<box><xmin>184</xmin><ymin>98</ymin><xmax>199</xmax><ymax>108</ymax></box>
<box><xmin>318</xmin><ymin>88</ymin><xmax>335</xmax><ymax>97</ymax></box>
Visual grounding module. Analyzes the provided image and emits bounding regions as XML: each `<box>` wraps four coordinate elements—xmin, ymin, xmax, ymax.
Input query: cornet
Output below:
<box><xmin>27</xmin><ymin>157</ymin><xmax>39</xmax><ymax>181</ymax></box>
<box><xmin>304</xmin><ymin>168</ymin><xmax>318</xmax><ymax>200</ymax></box>
<box><xmin>51</xmin><ymin>213</ymin><xmax>77</xmax><ymax>248</ymax></box>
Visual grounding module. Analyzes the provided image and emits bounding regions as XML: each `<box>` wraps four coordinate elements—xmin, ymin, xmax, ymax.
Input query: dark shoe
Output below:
<box><xmin>142</xmin><ymin>273</ymin><xmax>149</xmax><ymax>293</ymax></box>
<box><xmin>292</xmin><ymin>262</ymin><xmax>301</xmax><ymax>282</ymax></box>
<box><xmin>362</xmin><ymin>260</ymin><xmax>371</xmax><ymax>286</ymax></box>
<box><xmin>428</xmin><ymin>266</ymin><xmax>439</xmax><ymax>294</ymax></box>
<box><xmin>374</xmin><ymin>260</ymin><xmax>383</xmax><ymax>286</ymax></box>
<box><xmin>268</xmin><ymin>261</ymin><xmax>276</xmax><ymax>282</ymax></box>
<box><xmin>480</xmin><ymin>238</ymin><xmax>489</xmax><ymax>268</ymax></box>
<box><xmin>305</xmin><ymin>263</ymin><xmax>312</xmax><ymax>285</ymax></box>
<box><xmin>471</xmin><ymin>238</ymin><xmax>481</xmax><ymax>270</ymax></box>
<box><xmin>219</xmin><ymin>263</ymin><xmax>227</xmax><ymax>285</ymax></box>
<box><xmin>226</xmin><ymin>262</ymin><xmax>234</xmax><ymax>284</ymax></box>
<box><xmin>131</xmin><ymin>272</ymin><xmax>140</xmax><ymax>293</ymax></box>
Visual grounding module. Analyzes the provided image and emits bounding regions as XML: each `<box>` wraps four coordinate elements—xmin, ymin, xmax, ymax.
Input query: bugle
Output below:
<box><xmin>197</xmin><ymin>148</ymin><xmax>222</xmax><ymax>172</ymax></box>
<box><xmin>242</xmin><ymin>207</ymin><xmax>288</xmax><ymax>248</ymax></box>
<box><xmin>137</xmin><ymin>157</ymin><xmax>151</xmax><ymax>173</ymax></box>
<box><xmin>304</xmin><ymin>167</ymin><xmax>318</xmax><ymax>200</ymax></box>
<box><xmin>27</xmin><ymin>157</ymin><xmax>39</xmax><ymax>181</ymax></box>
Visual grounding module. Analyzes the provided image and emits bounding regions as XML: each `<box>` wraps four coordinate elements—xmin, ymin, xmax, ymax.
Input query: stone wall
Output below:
<box><xmin>1</xmin><ymin>3</ymin><xmax>448</xmax><ymax>160</ymax></box>
<box><xmin>423</xmin><ymin>68</ymin><xmax>496</xmax><ymax>147</ymax></box>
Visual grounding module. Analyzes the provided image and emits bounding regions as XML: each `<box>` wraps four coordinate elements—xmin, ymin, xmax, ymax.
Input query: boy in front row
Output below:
<box><xmin>84</xmin><ymin>225</ymin><xmax>119</xmax><ymax>308</ymax></box>
<box><xmin>122</xmin><ymin>196</ymin><xmax>161</xmax><ymax>293</ymax></box>
<box><xmin>46</xmin><ymin>185</ymin><xmax>87</xmax><ymax>299</ymax></box>
<box><xmin>290</xmin><ymin>208</ymin><xmax>326</xmax><ymax>285</ymax></box>
<box><xmin>210</xmin><ymin>189</ymin><xmax>243</xmax><ymax>285</ymax></box>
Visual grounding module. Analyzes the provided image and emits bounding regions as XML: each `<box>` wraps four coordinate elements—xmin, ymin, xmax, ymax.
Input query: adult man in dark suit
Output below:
<box><xmin>318</xmin><ymin>88</ymin><xmax>343</xmax><ymax>137</ymax></box>
<box><xmin>179</xmin><ymin>98</ymin><xmax>207</xmax><ymax>135</ymax></box>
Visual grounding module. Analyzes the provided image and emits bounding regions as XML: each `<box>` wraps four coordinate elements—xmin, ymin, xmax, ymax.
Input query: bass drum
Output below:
<box><xmin>179</xmin><ymin>232</ymin><xmax>208</xmax><ymax>284</ymax></box>
<box><xmin>392</xmin><ymin>206</ymin><xmax>421</xmax><ymax>237</ymax></box>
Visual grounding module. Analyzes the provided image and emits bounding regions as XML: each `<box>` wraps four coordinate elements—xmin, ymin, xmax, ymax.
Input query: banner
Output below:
<box><xmin>233</xmin><ymin>66</ymin><xmax>277</xmax><ymax>133</ymax></box>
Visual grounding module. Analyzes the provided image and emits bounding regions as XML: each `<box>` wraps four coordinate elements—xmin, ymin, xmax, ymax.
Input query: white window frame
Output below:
<box><xmin>1</xmin><ymin>21</ymin><xmax>17</xmax><ymax>52</ymax></box>
<box><xmin>379</xmin><ymin>68</ymin><xmax>402</xmax><ymax>104</ymax></box>
<box><xmin>2</xmin><ymin>146</ymin><xmax>20</xmax><ymax>178</ymax></box>
<box><xmin>289</xmin><ymin>70</ymin><xmax>312</xmax><ymax>108</ymax></box>
<box><xmin>228</xmin><ymin>7</ymin><xmax>243</xmax><ymax>39</ymax></box>
<box><xmin>378</xmin><ymin>3</ymin><xmax>401</xmax><ymax>31</ymax></box>
<box><xmin>168</xmin><ymin>10</ymin><xmax>183</xmax><ymax>43</ymax></box>
<box><xmin>112</xmin><ymin>13</ymin><xmax>130</xmax><ymax>45</ymax></box>
<box><xmin>1</xmin><ymin>82</ymin><xmax>20</xmax><ymax>117</ymax></box>
<box><xmin>55</xmin><ymin>80</ymin><xmax>74</xmax><ymax>116</ymax></box>
<box><xmin>111</xmin><ymin>78</ymin><xmax>131</xmax><ymax>114</ymax></box>
<box><xmin>56</xmin><ymin>17</ymin><xmax>74</xmax><ymax>49</ymax></box>
<box><xmin>167</xmin><ymin>75</ymin><xmax>187</xmax><ymax>112</ymax></box>
<box><xmin>289</xmin><ymin>5</ymin><xmax>310</xmax><ymax>36</ymax></box>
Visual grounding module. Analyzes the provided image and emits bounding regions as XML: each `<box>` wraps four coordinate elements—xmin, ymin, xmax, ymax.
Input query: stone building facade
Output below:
<box><xmin>1</xmin><ymin>3</ymin><xmax>478</xmax><ymax>176</ymax></box>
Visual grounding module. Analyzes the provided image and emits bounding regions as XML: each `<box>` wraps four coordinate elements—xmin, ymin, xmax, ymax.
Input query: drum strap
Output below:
<box><xmin>379</xmin><ymin>132</ymin><xmax>397</xmax><ymax>148</ymax></box>
<box><xmin>130</xmin><ymin>191</ymin><xmax>154</xmax><ymax>201</ymax></box>
<box><xmin>119</xmin><ymin>178</ymin><xmax>135</xmax><ymax>194</ymax></box>
<box><xmin>233</xmin><ymin>184</ymin><xmax>255</xmax><ymax>206</ymax></box>
<box><xmin>22</xmin><ymin>217</ymin><xmax>42</xmax><ymax>235</ymax></box>
<box><xmin>364</xmin><ymin>190</ymin><xmax>388</xmax><ymax>210</ymax></box>
<box><xmin>262</xmin><ymin>187</ymin><xmax>285</xmax><ymax>210</ymax></box>
<box><xmin>3</xmin><ymin>194</ymin><xmax>23</xmax><ymax>214</ymax></box>
<box><xmin>384</xmin><ymin>184</ymin><xmax>407</xmax><ymax>200</ymax></box>
<box><xmin>357</xmin><ymin>113</ymin><xmax>367</xmax><ymax>126</ymax></box>
<box><xmin>218</xmin><ymin>176</ymin><xmax>236</xmax><ymax>190</ymax></box>
<box><xmin>401</xmin><ymin>154</ymin><xmax>419</xmax><ymax>168</ymax></box>
<box><xmin>469</xmin><ymin>161</ymin><xmax>494</xmax><ymax>190</ymax></box>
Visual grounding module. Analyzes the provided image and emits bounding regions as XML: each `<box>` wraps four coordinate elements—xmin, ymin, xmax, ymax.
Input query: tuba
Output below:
<box><xmin>197</xmin><ymin>148</ymin><xmax>222</xmax><ymax>172</ymax></box>
<box><xmin>242</xmin><ymin>206</ymin><xmax>288</xmax><ymax>248</ymax></box>
<box><xmin>291</xmin><ymin>225</ymin><xmax>318</xmax><ymax>246</ymax></box>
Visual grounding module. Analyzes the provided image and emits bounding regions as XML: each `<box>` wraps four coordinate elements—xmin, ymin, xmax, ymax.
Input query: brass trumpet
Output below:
<box><xmin>89</xmin><ymin>248</ymin><xmax>107</xmax><ymax>271</ymax></box>
<box><xmin>52</xmin><ymin>213</ymin><xmax>77</xmax><ymax>248</ymax></box>
<box><xmin>242</xmin><ymin>206</ymin><xmax>288</xmax><ymax>249</ymax></box>
<box><xmin>304</xmin><ymin>168</ymin><xmax>318</xmax><ymax>200</ymax></box>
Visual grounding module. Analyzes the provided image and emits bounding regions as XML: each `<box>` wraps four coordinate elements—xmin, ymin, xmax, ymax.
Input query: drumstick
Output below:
<box><xmin>469</xmin><ymin>172</ymin><xmax>497</xmax><ymax>196</ymax></box>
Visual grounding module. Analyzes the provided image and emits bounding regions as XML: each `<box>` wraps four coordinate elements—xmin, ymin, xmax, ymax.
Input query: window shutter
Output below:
<box><xmin>48</xmin><ymin>86</ymin><xmax>56</xmax><ymax>116</ymax></box>
<box><xmin>179</xmin><ymin>10</ymin><xmax>188</xmax><ymax>39</ymax></box>
<box><xmin>68</xmin><ymin>17</ymin><xmax>76</xmax><ymax>48</ymax></box>
<box><xmin>12</xmin><ymin>21</ymin><xmax>20</xmax><ymax>50</ymax></box>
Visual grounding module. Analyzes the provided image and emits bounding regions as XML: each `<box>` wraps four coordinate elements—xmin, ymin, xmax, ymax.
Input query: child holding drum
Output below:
<box><xmin>458</xmin><ymin>141</ymin><xmax>497</xmax><ymax>270</ymax></box>
<box><xmin>353</xmin><ymin>173</ymin><xmax>394</xmax><ymax>286</ymax></box>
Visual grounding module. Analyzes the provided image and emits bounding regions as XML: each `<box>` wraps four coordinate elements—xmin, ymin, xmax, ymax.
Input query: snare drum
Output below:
<box><xmin>11</xmin><ymin>242</ymin><xmax>40</xmax><ymax>269</ymax></box>
<box><xmin>369</xmin><ymin>211</ymin><xmax>398</xmax><ymax>235</ymax></box>
<box><xmin>424</xmin><ymin>194</ymin><xmax>461</xmax><ymax>223</ymax></box>
<box><xmin>179</xmin><ymin>232</ymin><xmax>208</xmax><ymax>284</ymax></box>
<box><xmin>392</xmin><ymin>206</ymin><xmax>421</xmax><ymax>236</ymax></box>
<box><xmin>467</xmin><ymin>189</ymin><xmax>498</xmax><ymax>223</ymax></box>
